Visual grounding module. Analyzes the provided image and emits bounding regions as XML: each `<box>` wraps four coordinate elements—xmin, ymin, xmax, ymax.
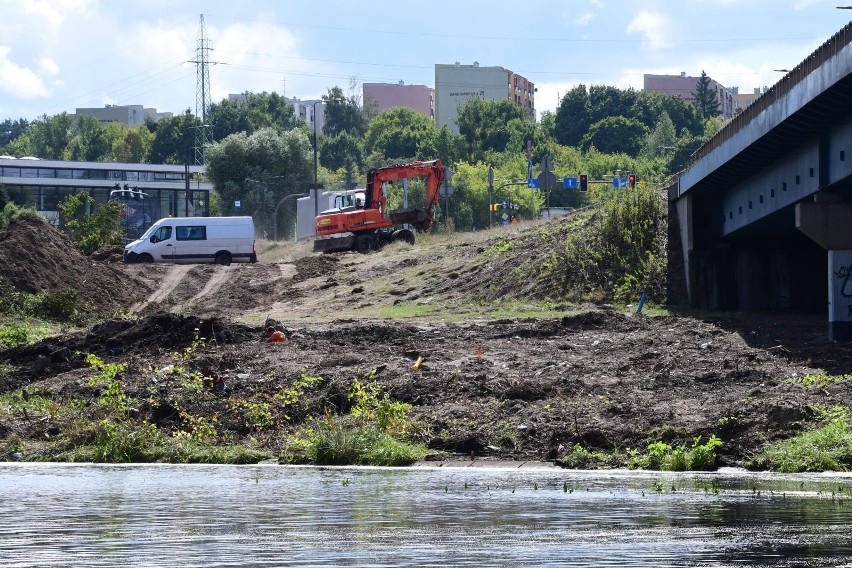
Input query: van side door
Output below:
<box><xmin>174</xmin><ymin>225</ymin><xmax>208</xmax><ymax>263</ymax></box>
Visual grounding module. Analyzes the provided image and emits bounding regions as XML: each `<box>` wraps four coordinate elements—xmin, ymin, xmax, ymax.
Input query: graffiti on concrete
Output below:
<box><xmin>834</xmin><ymin>263</ymin><xmax>852</xmax><ymax>316</ymax></box>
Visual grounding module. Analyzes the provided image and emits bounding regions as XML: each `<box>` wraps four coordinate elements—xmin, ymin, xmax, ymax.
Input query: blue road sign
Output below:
<box><xmin>612</xmin><ymin>177</ymin><xmax>628</xmax><ymax>188</ymax></box>
<box><xmin>527</xmin><ymin>179</ymin><xmax>539</xmax><ymax>189</ymax></box>
<box><xmin>564</xmin><ymin>177</ymin><xmax>578</xmax><ymax>188</ymax></box>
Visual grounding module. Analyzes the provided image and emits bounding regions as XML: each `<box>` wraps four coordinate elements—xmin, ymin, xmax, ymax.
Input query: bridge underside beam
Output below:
<box><xmin>796</xmin><ymin>201</ymin><xmax>852</xmax><ymax>249</ymax></box>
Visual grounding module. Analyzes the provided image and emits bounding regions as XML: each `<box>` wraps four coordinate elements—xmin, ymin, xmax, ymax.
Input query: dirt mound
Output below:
<box><xmin>0</xmin><ymin>216</ymin><xmax>152</xmax><ymax>313</ymax></box>
<box><xmin>0</xmin><ymin>313</ymin><xmax>260</xmax><ymax>388</ymax></box>
<box><xmin>293</xmin><ymin>255</ymin><xmax>340</xmax><ymax>281</ymax></box>
<box><xmin>90</xmin><ymin>245</ymin><xmax>125</xmax><ymax>264</ymax></box>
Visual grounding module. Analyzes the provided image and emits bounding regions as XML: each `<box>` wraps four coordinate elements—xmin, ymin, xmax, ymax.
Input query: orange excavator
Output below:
<box><xmin>313</xmin><ymin>159</ymin><xmax>448</xmax><ymax>253</ymax></box>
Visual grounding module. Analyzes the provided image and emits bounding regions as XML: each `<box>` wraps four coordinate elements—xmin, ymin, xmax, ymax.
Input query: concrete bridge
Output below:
<box><xmin>669</xmin><ymin>23</ymin><xmax>852</xmax><ymax>340</ymax></box>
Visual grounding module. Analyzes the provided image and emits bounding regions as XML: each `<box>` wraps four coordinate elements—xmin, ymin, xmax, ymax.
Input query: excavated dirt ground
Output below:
<box><xmin>2</xmin><ymin>216</ymin><xmax>852</xmax><ymax>466</ymax></box>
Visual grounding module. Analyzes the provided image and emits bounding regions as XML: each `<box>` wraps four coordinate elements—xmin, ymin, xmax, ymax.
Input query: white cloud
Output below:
<box><xmin>626</xmin><ymin>11</ymin><xmax>671</xmax><ymax>51</ymax></box>
<box><xmin>38</xmin><ymin>58</ymin><xmax>59</xmax><ymax>76</ymax></box>
<box><xmin>207</xmin><ymin>21</ymin><xmax>315</xmax><ymax>101</ymax></box>
<box><xmin>0</xmin><ymin>46</ymin><xmax>51</xmax><ymax>98</ymax></box>
<box><xmin>577</xmin><ymin>12</ymin><xmax>595</xmax><ymax>26</ymax></box>
<box><xmin>22</xmin><ymin>0</ymin><xmax>95</xmax><ymax>32</ymax></box>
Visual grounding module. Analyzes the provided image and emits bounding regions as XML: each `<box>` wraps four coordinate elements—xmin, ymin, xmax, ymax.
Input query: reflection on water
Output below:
<box><xmin>1</xmin><ymin>464</ymin><xmax>852</xmax><ymax>567</ymax></box>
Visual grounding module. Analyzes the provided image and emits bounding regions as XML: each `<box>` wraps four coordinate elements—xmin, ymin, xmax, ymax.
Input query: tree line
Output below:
<box><xmin>1</xmin><ymin>77</ymin><xmax>726</xmax><ymax>236</ymax></box>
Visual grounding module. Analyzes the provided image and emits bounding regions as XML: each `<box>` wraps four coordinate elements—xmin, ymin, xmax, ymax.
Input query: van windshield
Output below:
<box><xmin>139</xmin><ymin>224</ymin><xmax>159</xmax><ymax>240</ymax></box>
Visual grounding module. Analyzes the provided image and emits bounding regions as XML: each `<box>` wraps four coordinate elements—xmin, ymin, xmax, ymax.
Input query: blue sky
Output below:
<box><xmin>1</xmin><ymin>0</ymin><xmax>848</xmax><ymax>122</ymax></box>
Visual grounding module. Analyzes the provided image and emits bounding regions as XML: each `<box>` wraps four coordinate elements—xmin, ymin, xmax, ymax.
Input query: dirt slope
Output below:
<box><xmin>1</xmin><ymin>215</ymin><xmax>850</xmax><ymax>466</ymax></box>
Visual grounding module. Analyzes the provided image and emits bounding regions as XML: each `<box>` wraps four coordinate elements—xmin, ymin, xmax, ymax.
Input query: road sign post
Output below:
<box><xmin>488</xmin><ymin>166</ymin><xmax>495</xmax><ymax>229</ymax></box>
<box><xmin>537</xmin><ymin>170</ymin><xmax>558</xmax><ymax>215</ymax></box>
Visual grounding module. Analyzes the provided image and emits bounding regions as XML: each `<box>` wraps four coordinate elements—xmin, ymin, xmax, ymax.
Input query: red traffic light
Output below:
<box><xmin>628</xmin><ymin>174</ymin><xmax>637</xmax><ymax>188</ymax></box>
<box><xmin>579</xmin><ymin>174</ymin><xmax>588</xmax><ymax>192</ymax></box>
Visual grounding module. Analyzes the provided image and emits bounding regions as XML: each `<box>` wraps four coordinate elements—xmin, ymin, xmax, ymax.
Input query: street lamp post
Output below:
<box><xmin>311</xmin><ymin>98</ymin><xmax>344</xmax><ymax>217</ymax></box>
<box><xmin>488</xmin><ymin>166</ymin><xmax>495</xmax><ymax>229</ymax></box>
<box><xmin>312</xmin><ymin>100</ymin><xmax>323</xmax><ymax>191</ymax></box>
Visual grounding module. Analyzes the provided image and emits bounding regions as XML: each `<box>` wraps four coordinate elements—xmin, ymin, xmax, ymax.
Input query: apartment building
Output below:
<box><xmin>435</xmin><ymin>62</ymin><xmax>535</xmax><ymax>132</ymax></box>
<box><xmin>363</xmin><ymin>81</ymin><xmax>434</xmax><ymax>118</ymax></box>
<box><xmin>644</xmin><ymin>72</ymin><xmax>734</xmax><ymax>119</ymax></box>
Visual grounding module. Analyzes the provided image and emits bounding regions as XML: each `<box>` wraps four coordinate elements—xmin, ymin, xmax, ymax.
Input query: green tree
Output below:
<box><xmin>149</xmin><ymin>112</ymin><xmax>199</xmax><ymax>165</ymax></box>
<box><xmin>204</xmin><ymin>127</ymin><xmax>312</xmax><ymax>236</ymax></box>
<box><xmin>692</xmin><ymin>71</ymin><xmax>720</xmax><ymax>119</ymax></box>
<box><xmin>0</xmin><ymin>118</ymin><xmax>30</xmax><ymax>150</ymax></box>
<box><xmin>433</xmin><ymin>125</ymin><xmax>463</xmax><ymax>166</ymax></box>
<box><xmin>580</xmin><ymin>116</ymin><xmax>649</xmax><ymax>155</ymax></box>
<box><xmin>363</xmin><ymin>107</ymin><xmax>438</xmax><ymax>162</ymax></box>
<box><xmin>208</xmin><ymin>91</ymin><xmax>298</xmax><ymax>139</ymax></box>
<box><xmin>320</xmin><ymin>131</ymin><xmax>364</xmax><ymax>171</ymax></box>
<box><xmin>323</xmin><ymin>86</ymin><xmax>364</xmax><ymax>137</ymax></box>
<box><xmin>64</xmin><ymin>118</ymin><xmax>129</xmax><ymax>162</ymax></box>
<box><xmin>25</xmin><ymin>113</ymin><xmax>75</xmax><ymax>159</ymax></box>
<box><xmin>57</xmin><ymin>191</ymin><xmax>125</xmax><ymax>254</ymax></box>
<box><xmin>455</xmin><ymin>98</ymin><xmax>529</xmax><ymax>163</ymax></box>
<box><xmin>554</xmin><ymin>85</ymin><xmax>591</xmax><ymax>147</ymax></box>
<box><xmin>649</xmin><ymin>91</ymin><xmax>704</xmax><ymax>137</ymax></box>
<box><xmin>641</xmin><ymin>112</ymin><xmax>677</xmax><ymax>159</ymax></box>
<box><xmin>112</xmin><ymin>125</ymin><xmax>154</xmax><ymax>163</ymax></box>
<box><xmin>588</xmin><ymin>85</ymin><xmax>638</xmax><ymax>125</ymax></box>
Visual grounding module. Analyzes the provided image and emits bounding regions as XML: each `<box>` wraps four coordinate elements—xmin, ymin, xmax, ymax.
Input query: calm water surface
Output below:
<box><xmin>1</xmin><ymin>463</ymin><xmax>852</xmax><ymax>567</ymax></box>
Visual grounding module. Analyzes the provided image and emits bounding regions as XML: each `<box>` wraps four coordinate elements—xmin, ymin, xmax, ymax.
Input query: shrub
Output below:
<box><xmin>57</xmin><ymin>191</ymin><xmax>125</xmax><ymax>255</ymax></box>
<box><xmin>639</xmin><ymin>435</ymin><xmax>722</xmax><ymax>471</ymax></box>
<box><xmin>286</xmin><ymin>379</ymin><xmax>428</xmax><ymax>466</ymax></box>
<box><xmin>33</xmin><ymin>290</ymin><xmax>79</xmax><ymax>321</ymax></box>
<box><xmin>308</xmin><ymin>417</ymin><xmax>426</xmax><ymax>466</ymax></box>
<box><xmin>0</xmin><ymin>324</ymin><xmax>28</xmax><ymax>347</ymax></box>
<box><xmin>747</xmin><ymin>406</ymin><xmax>852</xmax><ymax>472</ymax></box>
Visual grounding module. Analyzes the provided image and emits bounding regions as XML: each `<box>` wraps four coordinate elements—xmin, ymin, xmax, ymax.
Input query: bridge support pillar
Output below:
<box><xmin>827</xmin><ymin>251</ymin><xmax>852</xmax><ymax>342</ymax></box>
<box><xmin>797</xmin><ymin>200</ymin><xmax>852</xmax><ymax>341</ymax></box>
<box><xmin>674</xmin><ymin>193</ymin><xmax>693</xmax><ymax>304</ymax></box>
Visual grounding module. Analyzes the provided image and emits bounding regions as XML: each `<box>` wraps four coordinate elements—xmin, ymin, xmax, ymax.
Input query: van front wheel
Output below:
<box><xmin>138</xmin><ymin>253</ymin><xmax>153</xmax><ymax>264</ymax></box>
<box><xmin>214</xmin><ymin>253</ymin><xmax>232</xmax><ymax>266</ymax></box>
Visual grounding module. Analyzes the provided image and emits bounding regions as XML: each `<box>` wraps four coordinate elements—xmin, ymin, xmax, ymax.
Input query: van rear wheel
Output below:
<box><xmin>214</xmin><ymin>253</ymin><xmax>232</xmax><ymax>266</ymax></box>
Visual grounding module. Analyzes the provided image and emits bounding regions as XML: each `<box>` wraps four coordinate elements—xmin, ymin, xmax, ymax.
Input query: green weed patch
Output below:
<box><xmin>748</xmin><ymin>406</ymin><xmax>852</xmax><ymax>472</ymax></box>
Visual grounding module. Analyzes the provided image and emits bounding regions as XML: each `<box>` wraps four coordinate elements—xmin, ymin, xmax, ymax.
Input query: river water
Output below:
<box><xmin>1</xmin><ymin>463</ymin><xmax>852</xmax><ymax>567</ymax></box>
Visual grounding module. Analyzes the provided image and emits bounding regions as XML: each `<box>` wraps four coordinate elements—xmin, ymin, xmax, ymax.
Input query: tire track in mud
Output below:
<box><xmin>185</xmin><ymin>266</ymin><xmax>233</xmax><ymax>308</ymax></box>
<box><xmin>130</xmin><ymin>265</ymin><xmax>192</xmax><ymax>311</ymax></box>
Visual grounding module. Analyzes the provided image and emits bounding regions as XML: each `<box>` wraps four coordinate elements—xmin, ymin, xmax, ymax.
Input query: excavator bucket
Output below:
<box><xmin>389</xmin><ymin>208</ymin><xmax>433</xmax><ymax>232</ymax></box>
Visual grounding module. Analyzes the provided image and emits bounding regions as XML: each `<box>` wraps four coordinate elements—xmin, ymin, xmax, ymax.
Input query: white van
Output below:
<box><xmin>124</xmin><ymin>216</ymin><xmax>257</xmax><ymax>266</ymax></box>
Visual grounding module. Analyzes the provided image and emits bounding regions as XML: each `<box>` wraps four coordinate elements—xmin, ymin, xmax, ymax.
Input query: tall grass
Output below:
<box><xmin>748</xmin><ymin>406</ymin><xmax>852</xmax><ymax>472</ymax></box>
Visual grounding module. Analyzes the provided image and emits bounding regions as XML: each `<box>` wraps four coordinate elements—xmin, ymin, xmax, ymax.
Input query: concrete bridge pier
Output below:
<box><xmin>797</xmin><ymin>196</ymin><xmax>852</xmax><ymax>341</ymax></box>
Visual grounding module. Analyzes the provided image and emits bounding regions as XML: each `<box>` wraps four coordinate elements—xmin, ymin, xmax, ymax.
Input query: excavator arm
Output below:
<box><xmin>366</xmin><ymin>159</ymin><xmax>446</xmax><ymax>232</ymax></box>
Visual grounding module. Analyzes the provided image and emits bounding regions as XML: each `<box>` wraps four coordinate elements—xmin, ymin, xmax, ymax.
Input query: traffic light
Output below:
<box><xmin>489</xmin><ymin>203</ymin><xmax>498</xmax><ymax>212</ymax></box>
<box><xmin>628</xmin><ymin>174</ymin><xmax>637</xmax><ymax>189</ymax></box>
<box><xmin>579</xmin><ymin>174</ymin><xmax>588</xmax><ymax>192</ymax></box>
